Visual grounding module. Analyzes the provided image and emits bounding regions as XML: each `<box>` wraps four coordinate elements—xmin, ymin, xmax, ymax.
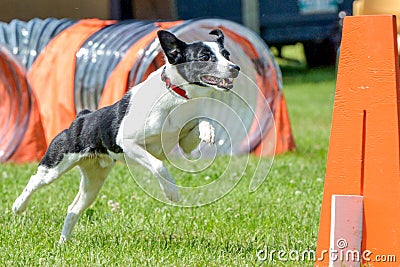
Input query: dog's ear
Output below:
<box><xmin>157</xmin><ymin>30</ymin><xmax>187</xmax><ymax>65</ymax></box>
<box><xmin>209</xmin><ymin>29</ymin><xmax>224</xmax><ymax>46</ymax></box>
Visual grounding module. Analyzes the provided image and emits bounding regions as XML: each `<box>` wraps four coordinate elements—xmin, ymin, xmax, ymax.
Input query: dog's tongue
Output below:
<box><xmin>208</xmin><ymin>76</ymin><xmax>221</xmax><ymax>84</ymax></box>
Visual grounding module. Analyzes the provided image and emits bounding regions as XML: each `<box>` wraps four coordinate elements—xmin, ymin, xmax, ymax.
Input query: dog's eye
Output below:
<box><xmin>199</xmin><ymin>54</ymin><xmax>210</xmax><ymax>61</ymax></box>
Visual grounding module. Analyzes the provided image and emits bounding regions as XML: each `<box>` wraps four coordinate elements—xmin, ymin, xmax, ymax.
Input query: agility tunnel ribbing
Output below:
<box><xmin>0</xmin><ymin>18</ymin><xmax>295</xmax><ymax>163</ymax></box>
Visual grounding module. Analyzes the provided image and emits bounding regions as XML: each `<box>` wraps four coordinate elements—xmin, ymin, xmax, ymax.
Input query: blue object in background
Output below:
<box><xmin>176</xmin><ymin>0</ymin><xmax>242</xmax><ymax>24</ymax></box>
<box><xmin>175</xmin><ymin>0</ymin><xmax>354</xmax><ymax>67</ymax></box>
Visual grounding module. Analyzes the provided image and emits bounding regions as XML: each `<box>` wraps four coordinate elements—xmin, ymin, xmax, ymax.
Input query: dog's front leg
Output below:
<box><xmin>198</xmin><ymin>120</ymin><xmax>215</xmax><ymax>144</ymax></box>
<box><xmin>180</xmin><ymin>120</ymin><xmax>215</xmax><ymax>153</ymax></box>
<box><xmin>179</xmin><ymin>120</ymin><xmax>215</xmax><ymax>155</ymax></box>
<box><xmin>122</xmin><ymin>141</ymin><xmax>180</xmax><ymax>202</ymax></box>
<box><xmin>179</xmin><ymin>124</ymin><xmax>201</xmax><ymax>154</ymax></box>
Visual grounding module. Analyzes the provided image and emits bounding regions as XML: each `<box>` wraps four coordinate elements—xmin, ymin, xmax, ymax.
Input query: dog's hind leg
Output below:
<box><xmin>12</xmin><ymin>154</ymin><xmax>81</xmax><ymax>215</ymax></box>
<box><xmin>59</xmin><ymin>156</ymin><xmax>114</xmax><ymax>243</ymax></box>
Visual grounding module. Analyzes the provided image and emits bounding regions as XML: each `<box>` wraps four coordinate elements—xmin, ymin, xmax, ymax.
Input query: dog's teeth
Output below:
<box><xmin>202</xmin><ymin>75</ymin><xmax>233</xmax><ymax>88</ymax></box>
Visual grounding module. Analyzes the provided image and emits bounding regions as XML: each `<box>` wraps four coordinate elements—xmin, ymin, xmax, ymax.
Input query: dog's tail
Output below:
<box><xmin>76</xmin><ymin>109</ymin><xmax>92</xmax><ymax>118</ymax></box>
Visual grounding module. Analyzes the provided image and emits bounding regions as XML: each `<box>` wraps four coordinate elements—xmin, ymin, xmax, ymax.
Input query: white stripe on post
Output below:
<box><xmin>329</xmin><ymin>195</ymin><xmax>363</xmax><ymax>267</ymax></box>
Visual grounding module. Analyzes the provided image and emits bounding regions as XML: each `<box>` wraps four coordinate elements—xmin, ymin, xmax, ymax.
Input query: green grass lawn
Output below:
<box><xmin>0</xmin><ymin>46</ymin><xmax>337</xmax><ymax>266</ymax></box>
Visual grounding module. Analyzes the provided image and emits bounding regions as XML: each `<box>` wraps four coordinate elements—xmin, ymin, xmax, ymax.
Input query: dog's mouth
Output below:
<box><xmin>200</xmin><ymin>75</ymin><xmax>234</xmax><ymax>90</ymax></box>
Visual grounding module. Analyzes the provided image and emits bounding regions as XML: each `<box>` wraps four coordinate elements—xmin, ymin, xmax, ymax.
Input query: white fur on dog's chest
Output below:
<box><xmin>115</xmin><ymin>68</ymin><xmax>197</xmax><ymax>158</ymax></box>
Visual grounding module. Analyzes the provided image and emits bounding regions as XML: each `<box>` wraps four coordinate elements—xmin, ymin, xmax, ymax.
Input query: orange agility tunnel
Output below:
<box><xmin>0</xmin><ymin>18</ymin><xmax>295</xmax><ymax>163</ymax></box>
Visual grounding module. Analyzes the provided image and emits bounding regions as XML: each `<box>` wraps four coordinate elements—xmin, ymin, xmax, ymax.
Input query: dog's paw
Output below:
<box><xmin>199</xmin><ymin>120</ymin><xmax>215</xmax><ymax>144</ymax></box>
<box><xmin>159</xmin><ymin>178</ymin><xmax>180</xmax><ymax>202</ymax></box>
<box><xmin>12</xmin><ymin>195</ymin><xmax>29</xmax><ymax>215</ymax></box>
<box><xmin>58</xmin><ymin>235</ymin><xmax>68</xmax><ymax>245</ymax></box>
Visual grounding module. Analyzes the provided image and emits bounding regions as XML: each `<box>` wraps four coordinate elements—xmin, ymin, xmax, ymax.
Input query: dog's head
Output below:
<box><xmin>158</xmin><ymin>29</ymin><xmax>240</xmax><ymax>96</ymax></box>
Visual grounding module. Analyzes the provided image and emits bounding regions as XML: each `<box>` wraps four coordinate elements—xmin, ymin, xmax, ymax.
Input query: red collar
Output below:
<box><xmin>161</xmin><ymin>68</ymin><xmax>189</xmax><ymax>99</ymax></box>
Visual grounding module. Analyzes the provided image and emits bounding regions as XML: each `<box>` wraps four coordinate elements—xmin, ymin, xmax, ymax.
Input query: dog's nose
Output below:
<box><xmin>230</xmin><ymin>64</ymin><xmax>240</xmax><ymax>71</ymax></box>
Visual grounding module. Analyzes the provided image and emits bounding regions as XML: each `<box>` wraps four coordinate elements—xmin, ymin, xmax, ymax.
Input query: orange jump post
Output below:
<box><xmin>315</xmin><ymin>15</ymin><xmax>400</xmax><ymax>266</ymax></box>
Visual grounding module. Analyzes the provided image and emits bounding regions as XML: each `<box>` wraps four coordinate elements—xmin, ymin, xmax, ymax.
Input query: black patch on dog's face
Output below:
<box><xmin>158</xmin><ymin>30</ymin><xmax>240</xmax><ymax>91</ymax></box>
<box><xmin>157</xmin><ymin>30</ymin><xmax>187</xmax><ymax>65</ymax></box>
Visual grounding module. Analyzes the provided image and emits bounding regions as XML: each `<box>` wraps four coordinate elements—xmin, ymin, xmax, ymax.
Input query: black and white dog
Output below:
<box><xmin>12</xmin><ymin>29</ymin><xmax>240</xmax><ymax>243</ymax></box>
